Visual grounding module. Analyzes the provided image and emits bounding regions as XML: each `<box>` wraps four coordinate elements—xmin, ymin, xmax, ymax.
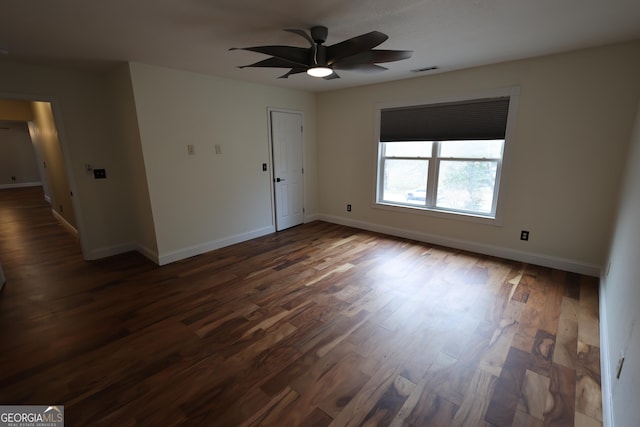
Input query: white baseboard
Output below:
<box><xmin>51</xmin><ymin>209</ymin><xmax>78</xmax><ymax>237</ymax></box>
<box><xmin>315</xmin><ymin>214</ymin><xmax>601</xmax><ymax>276</ymax></box>
<box><xmin>304</xmin><ymin>213</ymin><xmax>321</xmax><ymax>223</ymax></box>
<box><xmin>44</xmin><ymin>194</ymin><xmax>51</xmax><ymax>204</ymax></box>
<box><xmin>83</xmin><ymin>241</ymin><xmax>159</xmax><ymax>264</ymax></box>
<box><xmin>599</xmin><ymin>278</ymin><xmax>614</xmax><ymax>427</ymax></box>
<box><xmin>135</xmin><ymin>243</ymin><xmax>160</xmax><ymax>265</ymax></box>
<box><xmin>157</xmin><ymin>225</ymin><xmax>276</xmax><ymax>266</ymax></box>
<box><xmin>0</xmin><ymin>181</ymin><xmax>42</xmax><ymax>189</ymax></box>
<box><xmin>81</xmin><ymin>226</ymin><xmax>276</xmax><ymax>266</ymax></box>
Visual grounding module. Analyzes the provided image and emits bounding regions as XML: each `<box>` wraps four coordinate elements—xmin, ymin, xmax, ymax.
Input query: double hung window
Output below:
<box><xmin>376</xmin><ymin>96</ymin><xmax>513</xmax><ymax>219</ymax></box>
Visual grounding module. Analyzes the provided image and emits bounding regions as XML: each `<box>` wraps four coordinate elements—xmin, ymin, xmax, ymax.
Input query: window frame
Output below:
<box><xmin>373</xmin><ymin>87</ymin><xmax>520</xmax><ymax>225</ymax></box>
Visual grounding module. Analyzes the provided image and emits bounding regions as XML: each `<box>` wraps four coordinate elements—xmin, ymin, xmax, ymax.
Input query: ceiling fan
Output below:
<box><xmin>230</xmin><ymin>26</ymin><xmax>412</xmax><ymax>80</ymax></box>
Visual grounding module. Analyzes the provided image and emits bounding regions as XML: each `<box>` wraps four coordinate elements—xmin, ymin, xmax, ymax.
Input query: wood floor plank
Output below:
<box><xmin>478</xmin><ymin>299</ymin><xmax>524</xmax><ymax>377</ymax></box>
<box><xmin>578</xmin><ymin>277</ymin><xmax>600</xmax><ymax>348</ymax></box>
<box><xmin>512</xmin><ymin>410</ymin><xmax>544</xmax><ymax>427</ymax></box>
<box><xmin>537</xmin><ymin>267</ymin><xmax>564</xmax><ymax>337</ymax></box>
<box><xmin>544</xmin><ymin>363</ymin><xmax>576</xmax><ymax>427</ymax></box>
<box><xmin>0</xmin><ymin>187</ymin><xmax>603</xmax><ymax>426</ymax></box>
<box><xmin>511</xmin><ymin>272</ymin><xmax>544</xmax><ymax>353</ymax></box>
<box><xmin>238</xmin><ymin>386</ymin><xmax>300</xmax><ymax>427</ymax></box>
<box><xmin>357</xmin><ymin>375</ymin><xmax>415</xmax><ymax>426</ymax></box>
<box><xmin>574</xmin><ymin>411</ymin><xmax>603</xmax><ymax>427</ymax></box>
<box><xmin>528</xmin><ymin>329</ymin><xmax>556</xmax><ymax>377</ymax></box>
<box><xmin>391</xmin><ymin>390</ymin><xmax>458</xmax><ymax>427</ymax></box>
<box><xmin>517</xmin><ymin>370</ymin><xmax>552</xmax><ymax>421</ymax></box>
<box><xmin>450</xmin><ymin>369</ymin><xmax>497</xmax><ymax>427</ymax></box>
<box><xmin>326</xmin><ymin>362</ymin><xmax>402</xmax><ymax>426</ymax></box>
<box><xmin>484</xmin><ymin>346</ymin><xmax>529</xmax><ymax>427</ymax></box>
<box><xmin>575</xmin><ymin>341</ymin><xmax>603</xmax><ymax>422</ymax></box>
<box><xmin>553</xmin><ymin>296</ymin><xmax>579</xmax><ymax>369</ymax></box>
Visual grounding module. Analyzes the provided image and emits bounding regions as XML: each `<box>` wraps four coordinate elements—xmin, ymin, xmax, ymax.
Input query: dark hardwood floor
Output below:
<box><xmin>0</xmin><ymin>187</ymin><xmax>602</xmax><ymax>426</ymax></box>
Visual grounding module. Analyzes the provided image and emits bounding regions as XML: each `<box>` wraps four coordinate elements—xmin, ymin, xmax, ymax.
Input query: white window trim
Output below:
<box><xmin>372</xmin><ymin>86</ymin><xmax>520</xmax><ymax>226</ymax></box>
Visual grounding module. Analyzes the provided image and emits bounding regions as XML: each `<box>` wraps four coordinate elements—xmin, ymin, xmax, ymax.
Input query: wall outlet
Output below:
<box><xmin>93</xmin><ymin>169</ymin><xmax>107</xmax><ymax>179</ymax></box>
<box><xmin>520</xmin><ymin>230</ymin><xmax>529</xmax><ymax>241</ymax></box>
<box><xmin>347</xmin><ymin>204</ymin><xmax>352</xmax><ymax>212</ymax></box>
<box><xmin>187</xmin><ymin>144</ymin><xmax>195</xmax><ymax>156</ymax></box>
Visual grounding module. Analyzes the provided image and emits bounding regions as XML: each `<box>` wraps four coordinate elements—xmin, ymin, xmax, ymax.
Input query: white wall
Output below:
<box><xmin>30</xmin><ymin>101</ymin><xmax>76</xmax><ymax>228</ymax></box>
<box><xmin>106</xmin><ymin>64</ymin><xmax>158</xmax><ymax>259</ymax></box>
<box><xmin>0</xmin><ymin>122</ymin><xmax>41</xmax><ymax>186</ymax></box>
<box><xmin>316</xmin><ymin>41</ymin><xmax>640</xmax><ymax>274</ymax></box>
<box><xmin>601</xmin><ymin>100</ymin><xmax>640</xmax><ymax>427</ymax></box>
<box><xmin>0</xmin><ymin>61</ymin><xmax>136</xmax><ymax>259</ymax></box>
<box><xmin>127</xmin><ymin>63</ymin><xmax>317</xmax><ymax>263</ymax></box>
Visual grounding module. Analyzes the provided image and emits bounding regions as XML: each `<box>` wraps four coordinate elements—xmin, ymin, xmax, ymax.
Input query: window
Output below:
<box><xmin>376</xmin><ymin>95</ymin><xmax>514</xmax><ymax>219</ymax></box>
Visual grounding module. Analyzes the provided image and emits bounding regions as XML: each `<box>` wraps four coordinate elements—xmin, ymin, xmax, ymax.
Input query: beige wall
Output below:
<box><xmin>0</xmin><ymin>61</ymin><xmax>136</xmax><ymax>259</ymax></box>
<box><xmin>107</xmin><ymin>63</ymin><xmax>158</xmax><ymax>259</ymax></box>
<box><xmin>128</xmin><ymin>62</ymin><xmax>317</xmax><ymax>263</ymax></box>
<box><xmin>316</xmin><ymin>41</ymin><xmax>640</xmax><ymax>274</ymax></box>
<box><xmin>601</xmin><ymin>100</ymin><xmax>640</xmax><ymax>427</ymax></box>
<box><xmin>30</xmin><ymin>101</ymin><xmax>76</xmax><ymax>227</ymax></box>
<box><xmin>0</xmin><ymin>100</ymin><xmax>39</xmax><ymax>187</ymax></box>
<box><xmin>2</xmin><ymin>42</ymin><xmax>638</xmax><ymax>274</ymax></box>
<box><xmin>0</xmin><ymin>59</ymin><xmax>318</xmax><ymax>264</ymax></box>
<box><xmin>0</xmin><ymin>99</ymin><xmax>33</xmax><ymax>121</ymax></box>
<box><xmin>0</xmin><ymin>122</ymin><xmax>41</xmax><ymax>186</ymax></box>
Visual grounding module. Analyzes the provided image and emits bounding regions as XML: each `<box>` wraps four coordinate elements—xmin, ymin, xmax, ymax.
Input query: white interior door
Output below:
<box><xmin>271</xmin><ymin>110</ymin><xmax>304</xmax><ymax>231</ymax></box>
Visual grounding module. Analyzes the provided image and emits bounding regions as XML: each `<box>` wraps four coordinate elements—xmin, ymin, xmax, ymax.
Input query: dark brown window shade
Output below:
<box><xmin>380</xmin><ymin>97</ymin><xmax>510</xmax><ymax>142</ymax></box>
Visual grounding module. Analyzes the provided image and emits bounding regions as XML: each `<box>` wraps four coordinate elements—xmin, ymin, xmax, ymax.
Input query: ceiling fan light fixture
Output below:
<box><xmin>307</xmin><ymin>66</ymin><xmax>332</xmax><ymax>78</ymax></box>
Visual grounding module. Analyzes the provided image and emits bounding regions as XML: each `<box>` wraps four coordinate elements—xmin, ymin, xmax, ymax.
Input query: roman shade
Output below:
<box><xmin>380</xmin><ymin>97</ymin><xmax>510</xmax><ymax>142</ymax></box>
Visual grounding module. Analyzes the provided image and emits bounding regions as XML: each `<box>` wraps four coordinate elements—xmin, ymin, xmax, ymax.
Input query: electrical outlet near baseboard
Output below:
<box><xmin>347</xmin><ymin>204</ymin><xmax>352</xmax><ymax>212</ymax></box>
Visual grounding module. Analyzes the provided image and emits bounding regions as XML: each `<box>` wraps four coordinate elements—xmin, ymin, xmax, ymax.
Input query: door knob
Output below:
<box><xmin>276</xmin><ymin>177</ymin><xmax>286</xmax><ymax>182</ymax></box>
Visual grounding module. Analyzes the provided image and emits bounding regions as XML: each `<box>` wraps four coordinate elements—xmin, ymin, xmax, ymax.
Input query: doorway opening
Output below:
<box><xmin>0</xmin><ymin>97</ymin><xmax>82</xmax><ymax>248</ymax></box>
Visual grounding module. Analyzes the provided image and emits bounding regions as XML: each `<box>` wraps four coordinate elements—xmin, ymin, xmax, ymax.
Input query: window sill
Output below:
<box><xmin>373</xmin><ymin>201</ymin><xmax>502</xmax><ymax>226</ymax></box>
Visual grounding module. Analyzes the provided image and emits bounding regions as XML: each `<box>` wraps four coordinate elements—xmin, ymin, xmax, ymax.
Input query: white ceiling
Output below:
<box><xmin>1</xmin><ymin>0</ymin><xmax>640</xmax><ymax>92</ymax></box>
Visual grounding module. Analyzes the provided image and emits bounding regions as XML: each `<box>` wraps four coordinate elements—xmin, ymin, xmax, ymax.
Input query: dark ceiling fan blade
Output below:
<box><xmin>326</xmin><ymin>31</ymin><xmax>388</xmax><ymax>64</ymax></box>
<box><xmin>323</xmin><ymin>71</ymin><xmax>340</xmax><ymax>80</ymax></box>
<box><xmin>229</xmin><ymin>46</ymin><xmax>309</xmax><ymax>67</ymax></box>
<box><xmin>284</xmin><ymin>29</ymin><xmax>315</xmax><ymax>46</ymax></box>
<box><xmin>278</xmin><ymin>68</ymin><xmax>309</xmax><ymax>79</ymax></box>
<box><xmin>332</xmin><ymin>63</ymin><xmax>388</xmax><ymax>73</ymax></box>
<box><xmin>333</xmin><ymin>50</ymin><xmax>413</xmax><ymax>67</ymax></box>
<box><xmin>232</xmin><ymin>26</ymin><xmax>410</xmax><ymax>80</ymax></box>
<box><xmin>239</xmin><ymin>57</ymin><xmax>306</xmax><ymax>69</ymax></box>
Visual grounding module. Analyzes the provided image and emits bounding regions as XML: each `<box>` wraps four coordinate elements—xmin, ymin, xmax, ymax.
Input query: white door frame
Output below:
<box><xmin>267</xmin><ymin>107</ymin><xmax>305</xmax><ymax>231</ymax></box>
